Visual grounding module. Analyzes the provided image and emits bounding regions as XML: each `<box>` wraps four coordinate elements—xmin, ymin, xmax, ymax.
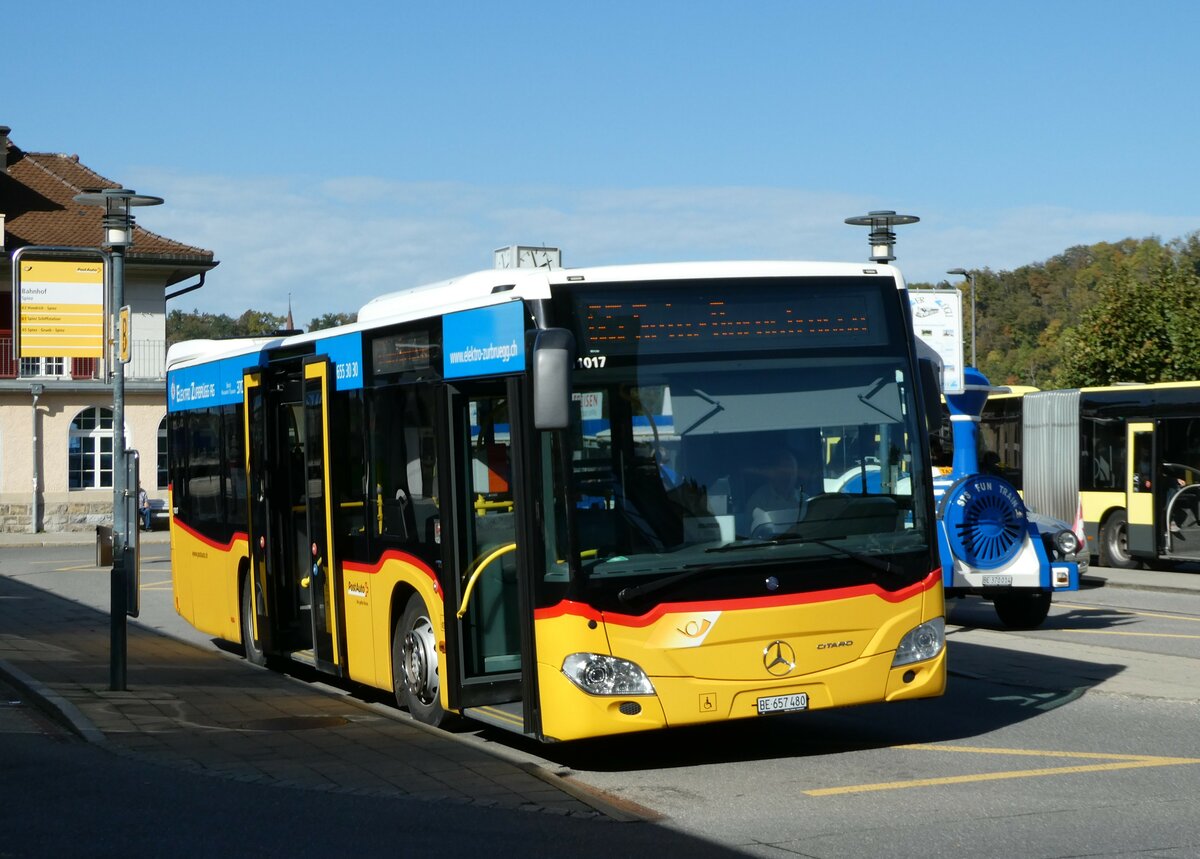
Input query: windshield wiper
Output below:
<box><xmin>857</xmin><ymin>377</ymin><xmax>902</xmax><ymax>424</ymax></box>
<box><xmin>677</xmin><ymin>389</ymin><xmax>724</xmax><ymax>436</ymax></box>
<box><xmin>619</xmin><ymin>537</ymin><xmax>908</xmax><ymax>604</ymax></box>
<box><xmin>709</xmin><ymin>535</ymin><xmax>902</xmax><ymax>578</ymax></box>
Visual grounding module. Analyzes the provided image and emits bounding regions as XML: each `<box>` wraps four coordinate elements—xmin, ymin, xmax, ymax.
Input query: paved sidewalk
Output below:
<box><xmin>0</xmin><ymin>561</ymin><xmax>621</xmax><ymax>820</ymax></box>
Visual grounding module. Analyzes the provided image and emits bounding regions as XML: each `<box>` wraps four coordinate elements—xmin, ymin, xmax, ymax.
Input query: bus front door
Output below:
<box><xmin>444</xmin><ymin>381</ymin><xmax>534</xmax><ymax>734</ymax></box>
<box><xmin>244</xmin><ymin>370</ymin><xmax>272</xmax><ymax>658</ymax></box>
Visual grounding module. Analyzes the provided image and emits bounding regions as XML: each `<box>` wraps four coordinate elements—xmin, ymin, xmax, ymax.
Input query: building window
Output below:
<box><xmin>22</xmin><ymin>356</ymin><xmax>66</xmax><ymax>377</ymax></box>
<box><xmin>69</xmin><ymin>406</ymin><xmax>114</xmax><ymax>489</ymax></box>
<box><xmin>157</xmin><ymin>415</ymin><xmax>169</xmax><ymax>489</ymax></box>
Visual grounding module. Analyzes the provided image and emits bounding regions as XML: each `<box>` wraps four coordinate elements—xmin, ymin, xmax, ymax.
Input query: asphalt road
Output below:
<box><xmin>4</xmin><ymin>546</ymin><xmax>1199</xmax><ymax>858</ymax></box>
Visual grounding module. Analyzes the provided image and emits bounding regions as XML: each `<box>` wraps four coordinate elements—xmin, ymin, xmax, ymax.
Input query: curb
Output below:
<box><xmin>0</xmin><ymin>657</ymin><xmax>106</xmax><ymax>744</ymax></box>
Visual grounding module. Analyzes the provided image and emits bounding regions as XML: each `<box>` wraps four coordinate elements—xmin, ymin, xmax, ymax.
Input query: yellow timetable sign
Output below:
<box><xmin>18</xmin><ymin>260</ymin><xmax>105</xmax><ymax>358</ymax></box>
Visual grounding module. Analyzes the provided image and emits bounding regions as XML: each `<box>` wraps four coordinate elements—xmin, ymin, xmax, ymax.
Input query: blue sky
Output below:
<box><xmin>8</xmin><ymin>1</ymin><xmax>1198</xmax><ymax>321</ymax></box>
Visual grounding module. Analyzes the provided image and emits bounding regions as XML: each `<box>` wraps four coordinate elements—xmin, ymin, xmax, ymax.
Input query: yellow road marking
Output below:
<box><xmin>141</xmin><ymin>579</ymin><xmax>173</xmax><ymax>590</ymax></box>
<box><xmin>805</xmin><ymin>744</ymin><xmax>1200</xmax><ymax>796</ymax></box>
<box><xmin>1054</xmin><ymin>602</ymin><xmax>1200</xmax><ymax>623</ymax></box>
<box><xmin>899</xmin><ymin>744</ymin><xmax>1197</xmax><ymax>761</ymax></box>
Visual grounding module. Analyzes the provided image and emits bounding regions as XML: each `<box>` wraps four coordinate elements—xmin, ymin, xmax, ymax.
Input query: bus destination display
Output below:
<box><xmin>569</xmin><ymin>280</ymin><xmax>887</xmax><ymax>356</ymax></box>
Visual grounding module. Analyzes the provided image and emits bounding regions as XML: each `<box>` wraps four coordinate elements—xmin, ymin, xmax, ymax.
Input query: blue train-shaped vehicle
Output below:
<box><xmin>935</xmin><ymin>368</ymin><xmax>1082</xmax><ymax>628</ymax></box>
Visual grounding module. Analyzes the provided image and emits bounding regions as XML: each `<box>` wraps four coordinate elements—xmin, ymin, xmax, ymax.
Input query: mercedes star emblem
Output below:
<box><xmin>762</xmin><ymin>640</ymin><xmax>796</xmax><ymax>676</ymax></box>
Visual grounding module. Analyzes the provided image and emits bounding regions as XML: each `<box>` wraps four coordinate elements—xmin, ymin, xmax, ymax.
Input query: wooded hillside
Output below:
<box><xmin>910</xmin><ymin>233</ymin><xmax>1200</xmax><ymax>387</ymax></box>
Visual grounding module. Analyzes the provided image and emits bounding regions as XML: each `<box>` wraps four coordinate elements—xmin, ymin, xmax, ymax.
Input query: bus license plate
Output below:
<box><xmin>757</xmin><ymin>692</ymin><xmax>809</xmax><ymax>715</ymax></box>
<box><xmin>982</xmin><ymin>575</ymin><xmax>1013</xmax><ymax>586</ymax></box>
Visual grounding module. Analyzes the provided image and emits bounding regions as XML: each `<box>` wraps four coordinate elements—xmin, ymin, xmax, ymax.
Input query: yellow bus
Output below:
<box><xmin>167</xmin><ymin>260</ymin><xmax>946</xmax><ymax>741</ymax></box>
<box><xmin>979</xmin><ymin>381</ymin><xmax>1200</xmax><ymax>569</ymax></box>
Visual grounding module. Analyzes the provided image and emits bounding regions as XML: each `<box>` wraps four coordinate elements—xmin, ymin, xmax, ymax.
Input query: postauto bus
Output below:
<box><xmin>166</xmin><ymin>260</ymin><xmax>946</xmax><ymax>742</ymax></box>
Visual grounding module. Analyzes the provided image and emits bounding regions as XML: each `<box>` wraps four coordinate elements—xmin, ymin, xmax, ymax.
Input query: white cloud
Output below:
<box><xmin>129</xmin><ymin>168</ymin><xmax>1200</xmax><ymax>321</ymax></box>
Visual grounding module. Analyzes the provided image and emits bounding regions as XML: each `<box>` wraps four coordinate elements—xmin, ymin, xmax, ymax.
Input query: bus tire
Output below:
<box><xmin>393</xmin><ymin>593</ymin><xmax>447</xmax><ymax>727</ymax></box>
<box><xmin>240</xmin><ymin>573</ymin><xmax>266</xmax><ymax>666</ymax></box>
<box><xmin>993</xmin><ymin>591</ymin><xmax>1052</xmax><ymax>629</ymax></box>
<box><xmin>1099</xmin><ymin>510</ymin><xmax>1140</xmax><ymax>570</ymax></box>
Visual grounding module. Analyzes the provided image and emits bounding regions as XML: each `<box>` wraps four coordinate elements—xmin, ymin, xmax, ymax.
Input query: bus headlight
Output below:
<box><xmin>1053</xmin><ymin>529</ymin><xmax>1081</xmax><ymax>556</ymax></box>
<box><xmin>562</xmin><ymin>653</ymin><xmax>655</xmax><ymax>696</ymax></box>
<box><xmin>892</xmin><ymin>617</ymin><xmax>945</xmax><ymax>667</ymax></box>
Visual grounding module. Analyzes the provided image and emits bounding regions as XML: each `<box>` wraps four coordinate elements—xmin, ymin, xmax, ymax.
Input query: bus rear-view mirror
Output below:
<box><xmin>532</xmin><ymin>328</ymin><xmax>574</xmax><ymax>430</ymax></box>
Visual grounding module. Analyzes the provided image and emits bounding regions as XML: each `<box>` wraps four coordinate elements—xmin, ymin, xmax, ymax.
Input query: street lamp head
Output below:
<box><xmin>73</xmin><ymin>188</ymin><xmax>164</xmax><ymax>248</ymax></box>
<box><xmin>844</xmin><ymin>210</ymin><xmax>920</xmax><ymax>263</ymax></box>
<box><xmin>947</xmin><ymin>267</ymin><xmax>969</xmax><ymax>277</ymax></box>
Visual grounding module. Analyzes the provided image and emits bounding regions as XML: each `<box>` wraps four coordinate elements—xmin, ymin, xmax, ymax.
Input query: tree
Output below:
<box><xmin>307</xmin><ymin>312</ymin><xmax>356</xmax><ymax>332</ymax></box>
<box><xmin>235</xmin><ymin>310</ymin><xmax>287</xmax><ymax>336</ymax></box>
<box><xmin>1056</xmin><ymin>261</ymin><xmax>1200</xmax><ymax>386</ymax></box>
<box><xmin>166</xmin><ymin>309</ymin><xmax>239</xmax><ymax>346</ymax></box>
<box><xmin>167</xmin><ymin>308</ymin><xmax>290</xmax><ymax>344</ymax></box>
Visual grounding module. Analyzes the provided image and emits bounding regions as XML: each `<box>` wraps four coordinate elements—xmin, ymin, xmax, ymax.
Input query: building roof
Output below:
<box><xmin>1</xmin><ymin>128</ymin><xmax>217</xmax><ymax>283</ymax></box>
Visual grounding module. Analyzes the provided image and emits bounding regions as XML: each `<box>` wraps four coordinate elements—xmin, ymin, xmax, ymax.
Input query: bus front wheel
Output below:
<box><xmin>993</xmin><ymin>591</ymin><xmax>1052</xmax><ymax>629</ymax></box>
<box><xmin>1099</xmin><ymin>510</ymin><xmax>1140</xmax><ymax>570</ymax></box>
<box><xmin>393</xmin><ymin>593</ymin><xmax>447</xmax><ymax>727</ymax></box>
<box><xmin>240</xmin><ymin>574</ymin><xmax>266</xmax><ymax>666</ymax></box>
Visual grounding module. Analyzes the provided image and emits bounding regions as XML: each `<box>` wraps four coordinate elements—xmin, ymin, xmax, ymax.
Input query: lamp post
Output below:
<box><xmin>73</xmin><ymin>188</ymin><xmax>163</xmax><ymax>691</ymax></box>
<box><xmin>844</xmin><ymin>210</ymin><xmax>921</xmax><ymax>263</ymax></box>
<box><xmin>947</xmin><ymin>268</ymin><xmax>976</xmax><ymax>368</ymax></box>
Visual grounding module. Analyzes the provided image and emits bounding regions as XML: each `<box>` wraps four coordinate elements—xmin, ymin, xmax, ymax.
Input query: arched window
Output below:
<box><xmin>69</xmin><ymin>406</ymin><xmax>114</xmax><ymax>489</ymax></box>
<box><xmin>157</xmin><ymin>415</ymin><xmax>169</xmax><ymax>489</ymax></box>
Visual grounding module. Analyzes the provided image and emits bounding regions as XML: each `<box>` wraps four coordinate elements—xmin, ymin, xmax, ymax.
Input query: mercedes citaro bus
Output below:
<box><xmin>166</xmin><ymin>260</ymin><xmax>946</xmax><ymax>742</ymax></box>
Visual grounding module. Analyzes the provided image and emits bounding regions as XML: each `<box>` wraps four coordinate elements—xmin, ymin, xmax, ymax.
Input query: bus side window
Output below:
<box><xmin>331</xmin><ymin>390</ymin><xmax>366</xmax><ymax>539</ymax></box>
<box><xmin>1132</xmin><ymin>431</ymin><xmax>1153</xmax><ymax>493</ymax></box>
<box><xmin>370</xmin><ymin>386</ymin><xmax>440</xmax><ymax>558</ymax></box>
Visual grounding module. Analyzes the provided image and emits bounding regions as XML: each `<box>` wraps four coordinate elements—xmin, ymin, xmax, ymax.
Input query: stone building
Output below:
<box><xmin>0</xmin><ymin>125</ymin><xmax>217</xmax><ymax>531</ymax></box>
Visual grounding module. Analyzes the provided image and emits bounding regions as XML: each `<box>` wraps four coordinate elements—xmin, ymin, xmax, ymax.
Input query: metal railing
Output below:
<box><xmin>0</xmin><ymin>333</ymin><xmax>166</xmax><ymax>381</ymax></box>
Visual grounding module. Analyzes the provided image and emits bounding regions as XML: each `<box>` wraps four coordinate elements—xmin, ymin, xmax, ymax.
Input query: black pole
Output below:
<box><xmin>110</xmin><ymin>242</ymin><xmax>127</xmax><ymax>691</ymax></box>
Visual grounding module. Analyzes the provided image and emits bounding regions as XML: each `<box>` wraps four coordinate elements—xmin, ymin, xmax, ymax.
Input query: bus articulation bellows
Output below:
<box><xmin>167</xmin><ymin>260</ymin><xmax>946</xmax><ymax>742</ymax></box>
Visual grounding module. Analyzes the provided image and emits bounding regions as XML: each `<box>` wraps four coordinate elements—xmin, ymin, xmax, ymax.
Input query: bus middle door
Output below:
<box><xmin>301</xmin><ymin>358</ymin><xmax>343</xmax><ymax>673</ymax></box>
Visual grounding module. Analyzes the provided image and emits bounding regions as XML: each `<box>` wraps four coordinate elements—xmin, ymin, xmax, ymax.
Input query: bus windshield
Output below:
<box><xmin>547</xmin><ymin>278</ymin><xmax>933</xmax><ymax>611</ymax></box>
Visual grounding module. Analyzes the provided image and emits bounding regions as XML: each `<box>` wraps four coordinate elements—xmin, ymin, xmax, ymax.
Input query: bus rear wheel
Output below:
<box><xmin>993</xmin><ymin>591</ymin><xmax>1052</xmax><ymax>629</ymax></box>
<box><xmin>393</xmin><ymin>593</ymin><xmax>447</xmax><ymax>727</ymax></box>
<box><xmin>1099</xmin><ymin>510</ymin><xmax>1140</xmax><ymax>569</ymax></box>
<box><xmin>240</xmin><ymin>574</ymin><xmax>266</xmax><ymax>666</ymax></box>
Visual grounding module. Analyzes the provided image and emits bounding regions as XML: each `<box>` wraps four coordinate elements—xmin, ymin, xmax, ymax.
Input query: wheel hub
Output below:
<box><xmin>403</xmin><ymin>616</ymin><xmax>439</xmax><ymax>705</ymax></box>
